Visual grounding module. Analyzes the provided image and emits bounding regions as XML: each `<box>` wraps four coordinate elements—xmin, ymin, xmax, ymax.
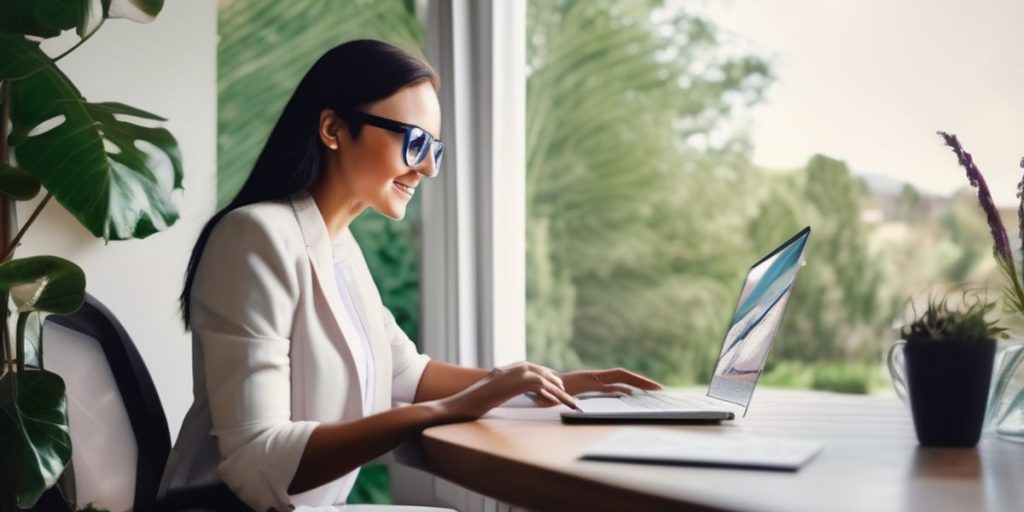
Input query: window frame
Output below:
<box><xmin>420</xmin><ymin>0</ymin><xmax>527</xmax><ymax>368</ymax></box>
<box><xmin>392</xmin><ymin>2</ymin><xmax>527</xmax><ymax>509</ymax></box>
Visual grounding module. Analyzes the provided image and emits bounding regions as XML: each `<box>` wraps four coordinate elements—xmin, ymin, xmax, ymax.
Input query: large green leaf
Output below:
<box><xmin>19</xmin><ymin>312</ymin><xmax>44</xmax><ymax>369</ymax></box>
<box><xmin>348</xmin><ymin>465</ymin><xmax>392</xmax><ymax>505</ymax></box>
<box><xmin>0</xmin><ymin>0</ymin><xmax>165</xmax><ymax>39</ymax></box>
<box><xmin>0</xmin><ymin>0</ymin><xmax>91</xmax><ymax>39</ymax></box>
<box><xmin>0</xmin><ymin>256</ymin><xmax>86</xmax><ymax>315</ymax></box>
<box><xmin>0</xmin><ymin>33</ymin><xmax>51</xmax><ymax>80</ymax></box>
<box><xmin>0</xmin><ymin>164</ymin><xmax>41</xmax><ymax>201</ymax></box>
<box><xmin>0</xmin><ymin>370</ymin><xmax>72</xmax><ymax>509</ymax></box>
<box><xmin>108</xmin><ymin>0</ymin><xmax>164</xmax><ymax>23</ymax></box>
<box><xmin>7</xmin><ymin>58</ymin><xmax>183</xmax><ymax>240</ymax></box>
<box><xmin>0</xmin><ymin>258</ymin><xmax>81</xmax><ymax>507</ymax></box>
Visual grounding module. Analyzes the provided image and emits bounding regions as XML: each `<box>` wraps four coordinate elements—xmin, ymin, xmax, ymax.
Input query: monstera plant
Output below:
<box><xmin>0</xmin><ymin>0</ymin><xmax>181</xmax><ymax>509</ymax></box>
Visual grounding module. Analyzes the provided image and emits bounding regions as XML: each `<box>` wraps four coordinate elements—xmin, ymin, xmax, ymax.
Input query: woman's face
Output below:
<box><xmin>326</xmin><ymin>81</ymin><xmax>441</xmax><ymax>221</ymax></box>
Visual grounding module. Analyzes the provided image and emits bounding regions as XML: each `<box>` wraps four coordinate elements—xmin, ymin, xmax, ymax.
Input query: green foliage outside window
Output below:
<box><xmin>524</xmin><ymin>0</ymin><xmax>999</xmax><ymax>392</ymax></box>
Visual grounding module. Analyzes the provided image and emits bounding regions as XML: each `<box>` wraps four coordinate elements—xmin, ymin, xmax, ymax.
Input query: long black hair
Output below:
<box><xmin>180</xmin><ymin>39</ymin><xmax>438</xmax><ymax>328</ymax></box>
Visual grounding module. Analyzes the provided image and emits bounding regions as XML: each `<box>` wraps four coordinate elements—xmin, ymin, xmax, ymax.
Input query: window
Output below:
<box><xmin>523</xmin><ymin>0</ymin><xmax>1018</xmax><ymax>393</ymax></box>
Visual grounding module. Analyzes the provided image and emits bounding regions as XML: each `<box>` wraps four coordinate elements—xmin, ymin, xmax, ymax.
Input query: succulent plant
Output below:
<box><xmin>901</xmin><ymin>292</ymin><xmax>1005</xmax><ymax>343</ymax></box>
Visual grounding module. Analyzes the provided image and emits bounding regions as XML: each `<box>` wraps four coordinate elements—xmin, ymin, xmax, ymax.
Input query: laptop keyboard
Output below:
<box><xmin>619</xmin><ymin>391</ymin><xmax>719</xmax><ymax>411</ymax></box>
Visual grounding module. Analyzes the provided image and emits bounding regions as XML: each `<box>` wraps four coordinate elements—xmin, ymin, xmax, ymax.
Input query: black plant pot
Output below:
<box><xmin>906</xmin><ymin>338</ymin><xmax>995</xmax><ymax>447</ymax></box>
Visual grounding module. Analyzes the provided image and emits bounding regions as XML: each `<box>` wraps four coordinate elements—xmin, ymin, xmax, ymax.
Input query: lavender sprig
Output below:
<box><xmin>938</xmin><ymin>131</ymin><xmax>1014</xmax><ymax>265</ymax></box>
<box><xmin>1019</xmin><ymin>157</ymin><xmax>1024</xmax><ymax>259</ymax></box>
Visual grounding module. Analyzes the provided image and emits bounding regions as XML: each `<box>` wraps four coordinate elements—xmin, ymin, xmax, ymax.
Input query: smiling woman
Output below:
<box><xmin>159</xmin><ymin>39</ymin><xmax>660</xmax><ymax>511</ymax></box>
<box><xmin>306</xmin><ymin>82</ymin><xmax>442</xmax><ymax>227</ymax></box>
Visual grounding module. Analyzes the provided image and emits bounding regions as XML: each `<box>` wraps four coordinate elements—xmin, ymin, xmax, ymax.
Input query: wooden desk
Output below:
<box><xmin>406</xmin><ymin>389</ymin><xmax>1024</xmax><ymax>512</ymax></box>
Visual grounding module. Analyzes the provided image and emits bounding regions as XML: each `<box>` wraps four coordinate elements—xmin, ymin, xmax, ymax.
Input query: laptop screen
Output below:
<box><xmin>707</xmin><ymin>227</ymin><xmax>810</xmax><ymax>412</ymax></box>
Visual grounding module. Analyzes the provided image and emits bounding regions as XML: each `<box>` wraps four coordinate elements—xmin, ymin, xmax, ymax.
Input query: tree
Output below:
<box><xmin>769</xmin><ymin>155</ymin><xmax>888</xmax><ymax>363</ymax></box>
<box><xmin>526</xmin><ymin>0</ymin><xmax>771</xmax><ymax>382</ymax></box>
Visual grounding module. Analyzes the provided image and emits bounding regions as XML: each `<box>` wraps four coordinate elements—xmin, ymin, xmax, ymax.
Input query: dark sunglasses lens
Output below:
<box><xmin>406</xmin><ymin>128</ymin><xmax>428</xmax><ymax>165</ymax></box>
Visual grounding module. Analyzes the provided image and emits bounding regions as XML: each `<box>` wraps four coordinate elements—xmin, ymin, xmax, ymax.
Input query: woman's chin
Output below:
<box><xmin>374</xmin><ymin>204</ymin><xmax>406</xmax><ymax>221</ymax></box>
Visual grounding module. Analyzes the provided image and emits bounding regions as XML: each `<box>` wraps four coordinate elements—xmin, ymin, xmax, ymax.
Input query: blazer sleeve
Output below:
<box><xmin>190</xmin><ymin>209</ymin><xmax>318</xmax><ymax>512</ymax></box>
<box><xmin>384</xmin><ymin>306</ymin><xmax>431</xmax><ymax>404</ymax></box>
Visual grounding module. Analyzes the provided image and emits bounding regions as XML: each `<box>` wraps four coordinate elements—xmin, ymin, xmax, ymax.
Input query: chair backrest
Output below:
<box><xmin>43</xmin><ymin>293</ymin><xmax>171</xmax><ymax>511</ymax></box>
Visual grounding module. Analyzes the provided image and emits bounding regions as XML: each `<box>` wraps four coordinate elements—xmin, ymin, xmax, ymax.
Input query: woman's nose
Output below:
<box><xmin>417</xmin><ymin>155</ymin><xmax>439</xmax><ymax>178</ymax></box>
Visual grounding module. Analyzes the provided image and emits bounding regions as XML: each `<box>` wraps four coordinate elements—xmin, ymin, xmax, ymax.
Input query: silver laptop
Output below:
<box><xmin>561</xmin><ymin>227</ymin><xmax>811</xmax><ymax>423</ymax></box>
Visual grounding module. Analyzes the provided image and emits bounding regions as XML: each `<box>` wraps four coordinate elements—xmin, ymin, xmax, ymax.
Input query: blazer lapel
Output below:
<box><xmin>289</xmin><ymin>190</ymin><xmax>366</xmax><ymax>416</ymax></box>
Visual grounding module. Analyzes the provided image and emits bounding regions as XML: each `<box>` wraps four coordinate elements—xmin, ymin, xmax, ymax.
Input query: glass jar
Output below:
<box><xmin>986</xmin><ymin>338</ymin><xmax>1024</xmax><ymax>443</ymax></box>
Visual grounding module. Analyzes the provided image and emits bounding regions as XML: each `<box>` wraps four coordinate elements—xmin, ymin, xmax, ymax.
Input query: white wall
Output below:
<box><xmin>20</xmin><ymin>1</ymin><xmax>217</xmax><ymax>439</ymax></box>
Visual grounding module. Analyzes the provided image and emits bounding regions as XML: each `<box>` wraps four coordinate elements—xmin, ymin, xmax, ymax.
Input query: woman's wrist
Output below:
<box><xmin>560</xmin><ymin>371</ymin><xmax>584</xmax><ymax>395</ymax></box>
<box><xmin>415</xmin><ymin>399</ymin><xmax>458</xmax><ymax>427</ymax></box>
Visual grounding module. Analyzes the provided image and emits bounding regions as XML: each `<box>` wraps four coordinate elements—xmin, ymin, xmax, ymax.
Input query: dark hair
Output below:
<box><xmin>180</xmin><ymin>39</ymin><xmax>438</xmax><ymax>328</ymax></box>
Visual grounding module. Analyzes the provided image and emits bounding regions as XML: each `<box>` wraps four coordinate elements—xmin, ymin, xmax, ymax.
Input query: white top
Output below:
<box><xmin>332</xmin><ymin>238</ymin><xmax>375</xmax><ymax>413</ymax></box>
<box><xmin>158</xmin><ymin>192</ymin><xmax>431</xmax><ymax>511</ymax></box>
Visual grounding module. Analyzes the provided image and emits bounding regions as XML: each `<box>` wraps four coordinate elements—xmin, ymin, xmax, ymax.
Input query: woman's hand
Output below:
<box><xmin>437</xmin><ymin>361</ymin><xmax>579</xmax><ymax>422</ymax></box>
<box><xmin>560</xmin><ymin>367</ymin><xmax>663</xmax><ymax>396</ymax></box>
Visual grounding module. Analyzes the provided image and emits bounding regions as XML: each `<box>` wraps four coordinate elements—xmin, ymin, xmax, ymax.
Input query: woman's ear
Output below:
<box><xmin>318</xmin><ymin>109</ymin><xmax>344</xmax><ymax>150</ymax></box>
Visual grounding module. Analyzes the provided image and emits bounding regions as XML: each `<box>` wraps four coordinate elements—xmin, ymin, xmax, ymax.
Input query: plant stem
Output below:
<box><xmin>15</xmin><ymin>311</ymin><xmax>27</xmax><ymax>378</ymax></box>
<box><xmin>0</xmin><ymin>81</ymin><xmax>14</xmax><ymax>377</ymax></box>
<box><xmin>0</xmin><ymin>192</ymin><xmax>52</xmax><ymax>263</ymax></box>
<box><xmin>52</xmin><ymin>19</ymin><xmax>106</xmax><ymax>64</ymax></box>
<box><xmin>0</xmin><ymin>306</ymin><xmax>7</xmax><ymax>378</ymax></box>
<box><xmin>0</xmin><ymin>81</ymin><xmax>9</xmax><ymax>165</ymax></box>
<box><xmin>4</xmin><ymin>307</ymin><xmax>13</xmax><ymax>391</ymax></box>
<box><xmin>36</xmin><ymin>315</ymin><xmax>43</xmax><ymax>371</ymax></box>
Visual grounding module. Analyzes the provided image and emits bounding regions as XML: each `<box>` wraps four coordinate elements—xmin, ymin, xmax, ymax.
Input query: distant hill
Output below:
<box><xmin>854</xmin><ymin>172</ymin><xmax>955</xmax><ymax>223</ymax></box>
<box><xmin>857</xmin><ymin>172</ymin><xmax>921</xmax><ymax>197</ymax></box>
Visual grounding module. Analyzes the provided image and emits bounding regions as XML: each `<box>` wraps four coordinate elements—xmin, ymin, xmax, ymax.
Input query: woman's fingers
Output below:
<box><xmin>598</xmin><ymin>384</ymin><xmax>635</xmax><ymax>396</ymax></box>
<box><xmin>598</xmin><ymin>368</ymin><xmax>663</xmax><ymax>390</ymax></box>
<box><xmin>547</xmin><ymin>379</ymin><xmax>580</xmax><ymax>409</ymax></box>
<box><xmin>528</xmin><ymin>389</ymin><xmax>560</xmax><ymax>407</ymax></box>
<box><xmin>528</xmin><ymin>363</ymin><xmax>566</xmax><ymax>391</ymax></box>
<box><xmin>527</xmin><ymin>373</ymin><xmax>579</xmax><ymax>409</ymax></box>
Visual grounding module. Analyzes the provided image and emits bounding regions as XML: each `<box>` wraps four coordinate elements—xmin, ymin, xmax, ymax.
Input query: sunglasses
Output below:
<box><xmin>343</xmin><ymin>111</ymin><xmax>444</xmax><ymax>173</ymax></box>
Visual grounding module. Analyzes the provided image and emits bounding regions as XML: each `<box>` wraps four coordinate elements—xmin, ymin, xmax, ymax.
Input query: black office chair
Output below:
<box><xmin>27</xmin><ymin>293</ymin><xmax>172</xmax><ymax>512</ymax></box>
<box><xmin>29</xmin><ymin>294</ymin><xmax>252</xmax><ymax>512</ymax></box>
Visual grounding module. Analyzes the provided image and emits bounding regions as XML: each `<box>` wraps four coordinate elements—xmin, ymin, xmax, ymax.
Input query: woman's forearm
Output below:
<box><xmin>289</xmin><ymin>360</ymin><xmax>594</xmax><ymax>494</ymax></box>
<box><xmin>413</xmin><ymin>360</ymin><xmax>488</xmax><ymax>402</ymax></box>
<box><xmin>289</xmin><ymin>362</ymin><xmax>487</xmax><ymax>494</ymax></box>
<box><xmin>287</xmin><ymin>401</ymin><xmax>448</xmax><ymax>495</ymax></box>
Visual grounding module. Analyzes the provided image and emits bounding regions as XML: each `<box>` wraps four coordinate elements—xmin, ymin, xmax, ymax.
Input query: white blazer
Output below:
<box><xmin>158</xmin><ymin>191</ymin><xmax>431</xmax><ymax>511</ymax></box>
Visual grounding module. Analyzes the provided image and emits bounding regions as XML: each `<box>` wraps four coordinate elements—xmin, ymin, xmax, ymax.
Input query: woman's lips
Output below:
<box><xmin>393</xmin><ymin>181</ymin><xmax>415</xmax><ymax>197</ymax></box>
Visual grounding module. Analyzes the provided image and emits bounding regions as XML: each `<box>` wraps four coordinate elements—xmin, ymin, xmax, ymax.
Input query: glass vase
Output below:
<box><xmin>986</xmin><ymin>338</ymin><xmax>1024</xmax><ymax>443</ymax></box>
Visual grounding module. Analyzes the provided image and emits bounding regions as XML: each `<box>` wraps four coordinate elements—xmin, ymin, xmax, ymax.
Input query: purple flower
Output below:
<box><xmin>1018</xmin><ymin>157</ymin><xmax>1024</xmax><ymax>259</ymax></box>
<box><xmin>939</xmin><ymin>131</ymin><xmax>1013</xmax><ymax>265</ymax></box>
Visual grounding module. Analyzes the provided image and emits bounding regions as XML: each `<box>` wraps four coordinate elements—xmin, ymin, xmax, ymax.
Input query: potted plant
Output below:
<box><xmin>889</xmin><ymin>294</ymin><xmax>1003</xmax><ymax>446</ymax></box>
<box><xmin>0</xmin><ymin>1</ymin><xmax>182</xmax><ymax>510</ymax></box>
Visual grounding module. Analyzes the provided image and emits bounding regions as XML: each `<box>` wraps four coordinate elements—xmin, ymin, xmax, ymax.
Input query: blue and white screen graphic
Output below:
<box><xmin>711</xmin><ymin>231</ymin><xmax>809</xmax><ymax>387</ymax></box>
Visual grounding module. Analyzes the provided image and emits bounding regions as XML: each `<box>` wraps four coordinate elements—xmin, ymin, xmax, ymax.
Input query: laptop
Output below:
<box><xmin>561</xmin><ymin>226</ymin><xmax>811</xmax><ymax>423</ymax></box>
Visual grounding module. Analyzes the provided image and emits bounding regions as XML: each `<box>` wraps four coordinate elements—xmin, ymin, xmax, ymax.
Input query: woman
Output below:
<box><xmin>159</xmin><ymin>39</ymin><xmax>660</xmax><ymax>511</ymax></box>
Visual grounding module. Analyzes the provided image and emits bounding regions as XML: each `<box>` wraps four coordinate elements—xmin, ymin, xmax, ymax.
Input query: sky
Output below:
<box><xmin>691</xmin><ymin>0</ymin><xmax>1024</xmax><ymax>206</ymax></box>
